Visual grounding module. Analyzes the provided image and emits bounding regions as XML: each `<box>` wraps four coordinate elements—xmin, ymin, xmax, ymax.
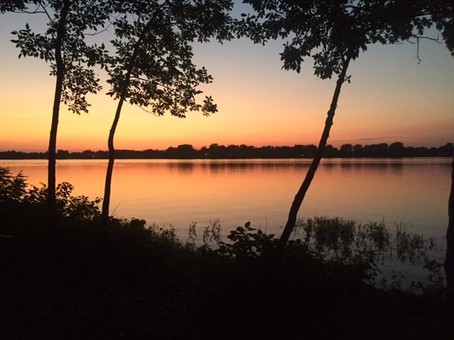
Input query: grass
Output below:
<box><xmin>1</xmin><ymin>167</ymin><xmax>453</xmax><ymax>338</ymax></box>
<box><xmin>1</xmin><ymin>220</ymin><xmax>453</xmax><ymax>339</ymax></box>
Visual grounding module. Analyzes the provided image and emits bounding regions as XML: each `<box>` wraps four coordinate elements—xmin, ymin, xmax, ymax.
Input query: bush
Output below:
<box><xmin>0</xmin><ymin>167</ymin><xmax>101</xmax><ymax>235</ymax></box>
<box><xmin>0</xmin><ymin>166</ymin><xmax>444</xmax><ymax>295</ymax></box>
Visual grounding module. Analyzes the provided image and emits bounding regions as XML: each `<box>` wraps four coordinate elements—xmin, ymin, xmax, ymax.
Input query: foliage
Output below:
<box><xmin>0</xmin><ymin>0</ymin><xmax>37</xmax><ymax>13</ymax></box>
<box><xmin>429</xmin><ymin>0</ymin><xmax>454</xmax><ymax>57</ymax></box>
<box><xmin>193</xmin><ymin>216</ymin><xmax>445</xmax><ymax>291</ymax></box>
<box><xmin>238</xmin><ymin>0</ymin><xmax>454</xmax><ymax>256</ymax></box>
<box><xmin>0</xmin><ymin>142</ymin><xmax>452</xmax><ymax>159</ymax></box>
<box><xmin>241</xmin><ymin>0</ymin><xmax>453</xmax><ymax>77</ymax></box>
<box><xmin>201</xmin><ymin>218</ymin><xmax>222</xmax><ymax>245</ymax></box>
<box><xmin>9</xmin><ymin>0</ymin><xmax>110</xmax><ymax>227</ymax></box>
<box><xmin>217</xmin><ymin>221</ymin><xmax>276</xmax><ymax>259</ymax></box>
<box><xmin>105</xmin><ymin>0</ymin><xmax>233</xmax><ymax>117</ymax></box>
<box><xmin>20</xmin><ymin>181</ymin><xmax>101</xmax><ymax>222</ymax></box>
<box><xmin>1</xmin><ymin>174</ymin><xmax>452</xmax><ymax>337</ymax></box>
<box><xmin>394</xmin><ymin>224</ymin><xmax>434</xmax><ymax>264</ymax></box>
<box><xmin>291</xmin><ymin>218</ymin><xmax>382</xmax><ymax>283</ymax></box>
<box><xmin>10</xmin><ymin>0</ymin><xmax>109</xmax><ymax>114</ymax></box>
<box><xmin>100</xmin><ymin>0</ymin><xmax>234</xmax><ymax>227</ymax></box>
<box><xmin>0</xmin><ymin>167</ymin><xmax>27</xmax><ymax>202</ymax></box>
<box><xmin>295</xmin><ymin>217</ymin><xmax>445</xmax><ymax>291</ymax></box>
<box><xmin>1</xmin><ymin>165</ymin><xmax>445</xmax><ymax>293</ymax></box>
<box><xmin>295</xmin><ymin>217</ymin><xmax>390</xmax><ymax>262</ymax></box>
<box><xmin>0</xmin><ymin>167</ymin><xmax>101</xmax><ymax>234</ymax></box>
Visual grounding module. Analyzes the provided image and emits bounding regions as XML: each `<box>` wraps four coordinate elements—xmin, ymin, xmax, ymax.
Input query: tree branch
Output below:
<box><xmin>38</xmin><ymin>0</ymin><xmax>53</xmax><ymax>24</ymax></box>
<box><xmin>138</xmin><ymin>105</ymin><xmax>161</xmax><ymax>116</ymax></box>
<box><xmin>407</xmin><ymin>34</ymin><xmax>442</xmax><ymax>63</ymax></box>
<box><xmin>84</xmin><ymin>21</ymin><xmax>113</xmax><ymax>37</ymax></box>
<box><xmin>129</xmin><ymin>76</ymin><xmax>174</xmax><ymax>91</ymax></box>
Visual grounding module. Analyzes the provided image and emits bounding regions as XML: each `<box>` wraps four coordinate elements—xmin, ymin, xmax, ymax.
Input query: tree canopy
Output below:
<box><xmin>105</xmin><ymin>0</ymin><xmax>233</xmax><ymax>116</ymax></box>
<box><xmin>239</xmin><ymin>0</ymin><xmax>454</xmax><ymax>258</ymax></box>
<box><xmin>11</xmin><ymin>1</ymin><xmax>109</xmax><ymax>114</ymax></box>
<box><xmin>0</xmin><ymin>0</ymin><xmax>33</xmax><ymax>13</ymax></box>
<box><xmin>9</xmin><ymin>0</ymin><xmax>110</xmax><ymax>228</ymax></box>
<box><xmin>242</xmin><ymin>0</ymin><xmax>454</xmax><ymax>77</ymax></box>
<box><xmin>100</xmin><ymin>0</ymin><xmax>234</xmax><ymax>226</ymax></box>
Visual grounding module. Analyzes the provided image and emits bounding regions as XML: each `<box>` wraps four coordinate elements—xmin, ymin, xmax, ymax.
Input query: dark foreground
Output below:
<box><xmin>1</xmin><ymin>223</ymin><xmax>453</xmax><ymax>340</ymax></box>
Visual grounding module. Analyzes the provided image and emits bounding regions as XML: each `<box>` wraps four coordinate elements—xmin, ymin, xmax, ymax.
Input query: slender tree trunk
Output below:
<box><xmin>101</xmin><ymin>96</ymin><xmax>126</xmax><ymax>228</ymax></box>
<box><xmin>47</xmin><ymin>0</ymin><xmax>69</xmax><ymax>231</ymax></box>
<box><xmin>275</xmin><ymin>55</ymin><xmax>352</xmax><ymax>260</ymax></box>
<box><xmin>445</xmin><ymin>157</ymin><xmax>454</xmax><ymax>301</ymax></box>
<box><xmin>100</xmin><ymin>20</ymin><xmax>153</xmax><ymax>230</ymax></box>
<box><xmin>48</xmin><ymin>72</ymin><xmax>63</xmax><ymax>231</ymax></box>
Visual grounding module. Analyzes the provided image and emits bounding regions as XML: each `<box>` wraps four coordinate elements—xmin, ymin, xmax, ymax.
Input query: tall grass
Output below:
<box><xmin>0</xmin><ymin>166</ymin><xmax>446</xmax><ymax>294</ymax></box>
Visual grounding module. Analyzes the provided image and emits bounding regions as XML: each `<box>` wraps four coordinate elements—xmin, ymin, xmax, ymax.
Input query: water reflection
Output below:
<box><xmin>0</xmin><ymin>158</ymin><xmax>450</xmax><ymax>239</ymax></box>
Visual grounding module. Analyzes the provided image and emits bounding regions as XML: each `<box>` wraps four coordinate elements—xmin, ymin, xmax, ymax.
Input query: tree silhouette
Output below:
<box><xmin>0</xmin><ymin>0</ymin><xmax>32</xmax><ymax>12</ymax></box>
<box><xmin>100</xmin><ymin>0</ymin><xmax>233</xmax><ymax>228</ymax></box>
<box><xmin>10</xmin><ymin>0</ymin><xmax>109</xmax><ymax>230</ymax></box>
<box><xmin>242</xmin><ymin>0</ymin><xmax>454</xmax><ymax>259</ymax></box>
<box><xmin>446</xmin><ymin>158</ymin><xmax>454</xmax><ymax>302</ymax></box>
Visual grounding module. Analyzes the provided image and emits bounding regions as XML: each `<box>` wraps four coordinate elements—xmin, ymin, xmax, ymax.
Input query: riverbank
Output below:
<box><xmin>1</xmin><ymin>166</ymin><xmax>453</xmax><ymax>338</ymax></box>
<box><xmin>1</xmin><ymin>220</ymin><xmax>453</xmax><ymax>339</ymax></box>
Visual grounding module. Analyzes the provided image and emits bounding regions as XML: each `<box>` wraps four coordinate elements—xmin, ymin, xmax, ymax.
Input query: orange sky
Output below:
<box><xmin>0</xmin><ymin>10</ymin><xmax>453</xmax><ymax>152</ymax></box>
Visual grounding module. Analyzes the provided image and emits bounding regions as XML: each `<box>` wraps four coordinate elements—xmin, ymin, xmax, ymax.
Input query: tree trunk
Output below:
<box><xmin>101</xmin><ymin>96</ymin><xmax>126</xmax><ymax>228</ymax></box>
<box><xmin>47</xmin><ymin>0</ymin><xmax>69</xmax><ymax>231</ymax></box>
<box><xmin>275</xmin><ymin>55</ymin><xmax>351</xmax><ymax>261</ymax></box>
<box><xmin>48</xmin><ymin>72</ymin><xmax>63</xmax><ymax>232</ymax></box>
<box><xmin>100</xmin><ymin>20</ymin><xmax>153</xmax><ymax>230</ymax></box>
<box><xmin>445</xmin><ymin>157</ymin><xmax>454</xmax><ymax>300</ymax></box>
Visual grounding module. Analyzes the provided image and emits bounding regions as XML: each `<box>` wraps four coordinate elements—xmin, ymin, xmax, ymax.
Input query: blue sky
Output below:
<box><xmin>0</xmin><ymin>3</ymin><xmax>453</xmax><ymax>151</ymax></box>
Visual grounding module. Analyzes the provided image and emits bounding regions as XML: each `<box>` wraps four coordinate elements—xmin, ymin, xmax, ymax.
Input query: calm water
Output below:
<box><xmin>1</xmin><ymin>158</ymin><xmax>451</xmax><ymax>239</ymax></box>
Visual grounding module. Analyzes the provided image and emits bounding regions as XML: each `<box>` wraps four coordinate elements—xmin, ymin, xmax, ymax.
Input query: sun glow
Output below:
<box><xmin>1</xmin><ymin>13</ymin><xmax>453</xmax><ymax>152</ymax></box>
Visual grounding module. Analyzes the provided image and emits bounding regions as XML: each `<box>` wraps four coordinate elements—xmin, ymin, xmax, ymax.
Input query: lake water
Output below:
<box><xmin>1</xmin><ymin>158</ymin><xmax>451</xmax><ymax>240</ymax></box>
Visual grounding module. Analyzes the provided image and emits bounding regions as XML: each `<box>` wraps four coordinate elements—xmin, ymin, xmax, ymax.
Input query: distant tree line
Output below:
<box><xmin>0</xmin><ymin>142</ymin><xmax>452</xmax><ymax>160</ymax></box>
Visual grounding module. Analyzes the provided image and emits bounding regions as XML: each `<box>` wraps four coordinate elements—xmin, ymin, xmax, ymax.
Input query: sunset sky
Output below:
<box><xmin>0</xmin><ymin>4</ymin><xmax>453</xmax><ymax>152</ymax></box>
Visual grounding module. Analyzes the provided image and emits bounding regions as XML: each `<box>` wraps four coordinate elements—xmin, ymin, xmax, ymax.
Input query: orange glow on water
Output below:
<box><xmin>2</xmin><ymin>159</ymin><xmax>450</xmax><ymax>239</ymax></box>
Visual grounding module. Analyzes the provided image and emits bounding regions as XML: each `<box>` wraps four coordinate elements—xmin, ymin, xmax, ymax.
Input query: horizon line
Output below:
<box><xmin>0</xmin><ymin>141</ymin><xmax>453</xmax><ymax>154</ymax></box>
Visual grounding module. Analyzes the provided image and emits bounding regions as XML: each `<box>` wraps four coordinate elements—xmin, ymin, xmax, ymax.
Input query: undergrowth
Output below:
<box><xmin>1</xmin><ymin>167</ymin><xmax>452</xmax><ymax>338</ymax></box>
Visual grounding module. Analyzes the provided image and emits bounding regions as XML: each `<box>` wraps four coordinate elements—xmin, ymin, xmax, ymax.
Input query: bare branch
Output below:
<box><xmin>12</xmin><ymin>1</ymin><xmax>45</xmax><ymax>15</ymax></box>
<box><xmin>138</xmin><ymin>105</ymin><xmax>161</xmax><ymax>116</ymax></box>
<box><xmin>37</xmin><ymin>0</ymin><xmax>53</xmax><ymax>24</ymax></box>
<box><xmin>407</xmin><ymin>34</ymin><xmax>442</xmax><ymax>64</ymax></box>
<box><xmin>15</xmin><ymin>9</ymin><xmax>46</xmax><ymax>14</ymax></box>
<box><xmin>84</xmin><ymin>21</ymin><xmax>114</xmax><ymax>37</ymax></box>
